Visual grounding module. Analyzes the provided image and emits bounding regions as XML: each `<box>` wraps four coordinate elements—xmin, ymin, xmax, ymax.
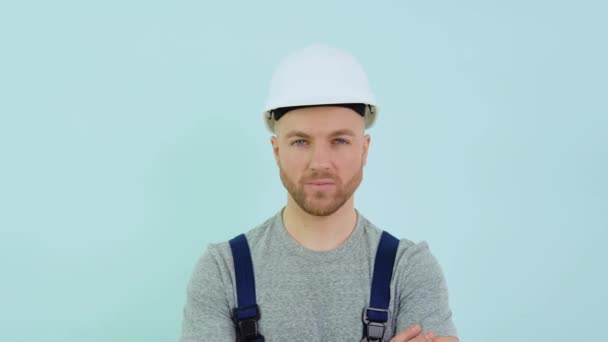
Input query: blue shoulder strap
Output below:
<box><xmin>229</xmin><ymin>231</ymin><xmax>398</xmax><ymax>342</ymax></box>
<box><xmin>362</xmin><ymin>230</ymin><xmax>400</xmax><ymax>341</ymax></box>
<box><xmin>229</xmin><ymin>234</ymin><xmax>264</xmax><ymax>342</ymax></box>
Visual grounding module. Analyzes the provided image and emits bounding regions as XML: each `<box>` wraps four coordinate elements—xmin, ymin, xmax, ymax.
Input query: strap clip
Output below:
<box><xmin>361</xmin><ymin>307</ymin><xmax>389</xmax><ymax>341</ymax></box>
<box><xmin>232</xmin><ymin>304</ymin><xmax>264</xmax><ymax>341</ymax></box>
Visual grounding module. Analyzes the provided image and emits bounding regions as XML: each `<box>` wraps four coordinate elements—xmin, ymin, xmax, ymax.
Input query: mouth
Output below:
<box><xmin>305</xmin><ymin>179</ymin><xmax>336</xmax><ymax>190</ymax></box>
<box><xmin>306</xmin><ymin>178</ymin><xmax>335</xmax><ymax>185</ymax></box>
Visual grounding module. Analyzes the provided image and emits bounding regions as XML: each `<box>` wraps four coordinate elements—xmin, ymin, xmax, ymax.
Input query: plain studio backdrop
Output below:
<box><xmin>0</xmin><ymin>1</ymin><xmax>606</xmax><ymax>341</ymax></box>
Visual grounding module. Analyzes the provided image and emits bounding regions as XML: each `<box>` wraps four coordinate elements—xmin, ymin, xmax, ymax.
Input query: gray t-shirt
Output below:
<box><xmin>179</xmin><ymin>208</ymin><xmax>458</xmax><ymax>341</ymax></box>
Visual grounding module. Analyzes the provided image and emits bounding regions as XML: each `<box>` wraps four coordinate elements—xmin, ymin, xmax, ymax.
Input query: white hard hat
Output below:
<box><xmin>263</xmin><ymin>44</ymin><xmax>378</xmax><ymax>133</ymax></box>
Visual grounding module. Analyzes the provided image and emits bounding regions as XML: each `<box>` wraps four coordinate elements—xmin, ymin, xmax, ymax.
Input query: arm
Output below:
<box><xmin>393</xmin><ymin>241</ymin><xmax>458</xmax><ymax>340</ymax></box>
<box><xmin>179</xmin><ymin>244</ymin><xmax>236</xmax><ymax>342</ymax></box>
<box><xmin>390</xmin><ymin>324</ymin><xmax>459</xmax><ymax>342</ymax></box>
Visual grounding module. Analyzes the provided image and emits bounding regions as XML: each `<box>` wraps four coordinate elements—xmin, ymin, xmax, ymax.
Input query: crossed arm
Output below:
<box><xmin>390</xmin><ymin>323</ymin><xmax>459</xmax><ymax>342</ymax></box>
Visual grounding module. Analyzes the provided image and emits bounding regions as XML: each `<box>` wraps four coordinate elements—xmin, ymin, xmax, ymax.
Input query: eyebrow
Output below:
<box><xmin>284</xmin><ymin>129</ymin><xmax>357</xmax><ymax>139</ymax></box>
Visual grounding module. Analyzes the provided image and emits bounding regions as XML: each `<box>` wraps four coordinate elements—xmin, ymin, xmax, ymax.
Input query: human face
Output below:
<box><xmin>271</xmin><ymin>106</ymin><xmax>371</xmax><ymax>216</ymax></box>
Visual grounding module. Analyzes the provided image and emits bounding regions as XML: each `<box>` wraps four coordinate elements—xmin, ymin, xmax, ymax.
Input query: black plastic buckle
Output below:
<box><xmin>361</xmin><ymin>307</ymin><xmax>388</xmax><ymax>342</ymax></box>
<box><xmin>238</xmin><ymin>318</ymin><xmax>259</xmax><ymax>338</ymax></box>
<box><xmin>232</xmin><ymin>305</ymin><xmax>264</xmax><ymax>341</ymax></box>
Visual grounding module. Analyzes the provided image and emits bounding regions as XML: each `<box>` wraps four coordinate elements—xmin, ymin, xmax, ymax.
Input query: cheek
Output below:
<box><xmin>279</xmin><ymin>152</ymin><xmax>306</xmax><ymax>174</ymax></box>
<box><xmin>338</xmin><ymin>152</ymin><xmax>362</xmax><ymax>168</ymax></box>
<box><xmin>327</xmin><ymin>157</ymin><xmax>351</xmax><ymax>180</ymax></box>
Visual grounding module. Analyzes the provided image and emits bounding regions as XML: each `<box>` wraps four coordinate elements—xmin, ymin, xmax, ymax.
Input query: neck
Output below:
<box><xmin>281</xmin><ymin>196</ymin><xmax>358</xmax><ymax>252</ymax></box>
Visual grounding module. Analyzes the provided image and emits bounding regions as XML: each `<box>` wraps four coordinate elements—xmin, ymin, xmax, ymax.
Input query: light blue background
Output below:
<box><xmin>1</xmin><ymin>1</ymin><xmax>606</xmax><ymax>341</ymax></box>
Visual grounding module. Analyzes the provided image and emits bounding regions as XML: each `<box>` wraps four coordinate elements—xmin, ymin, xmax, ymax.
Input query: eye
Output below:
<box><xmin>334</xmin><ymin>138</ymin><xmax>350</xmax><ymax>145</ymax></box>
<box><xmin>290</xmin><ymin>139</ymin><xmax>307</xmax><ymax>146</ymax></box>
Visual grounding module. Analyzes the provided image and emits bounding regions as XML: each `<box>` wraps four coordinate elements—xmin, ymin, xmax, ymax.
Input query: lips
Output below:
<box><xmin>306</xmin><ymin>178</ymin><xmax>335</xmax><ymax>185</ymax></box>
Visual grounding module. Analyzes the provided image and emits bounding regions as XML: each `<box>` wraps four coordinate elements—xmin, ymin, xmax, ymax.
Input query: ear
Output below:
<box><xmin>362</xmin><ymin>134</ymin><xmax>371</xmax><ymax>167</ymax></box>
<box><xmin>271</xmin><ymin>135</ymin><xmax>280</xmax><ymax>166</ymax></box>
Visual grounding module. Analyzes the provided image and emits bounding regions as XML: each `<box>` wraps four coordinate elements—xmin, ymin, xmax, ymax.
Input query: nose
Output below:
<box><xmin>309</xmin><ymin>142</ymin><xmax>332</xmax><ymax>171</ymax></box>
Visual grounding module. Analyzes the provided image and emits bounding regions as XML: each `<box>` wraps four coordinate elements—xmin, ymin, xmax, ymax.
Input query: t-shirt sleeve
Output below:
<box><xmin>393</xmin><ymin>241</ymin><xmax>458</xmax><ymax>338</ymax></box>
<box><xmin>179</xmin><ymin>244</ymin><xmax>236</xmax><ymax>342</ymax></box>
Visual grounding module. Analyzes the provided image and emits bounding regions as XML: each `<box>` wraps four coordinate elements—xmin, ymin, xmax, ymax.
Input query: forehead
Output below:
<box><xmin>275</xmin><ymin>106</ymin><xmax>365</xmax><ymax>136</ymax></box>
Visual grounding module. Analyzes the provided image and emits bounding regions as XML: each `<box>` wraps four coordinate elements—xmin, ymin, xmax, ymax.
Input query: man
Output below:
<box><xmin>179</xmin><ymin>44</ymin><xmax>459</xmax><ymax>342</ymax></box>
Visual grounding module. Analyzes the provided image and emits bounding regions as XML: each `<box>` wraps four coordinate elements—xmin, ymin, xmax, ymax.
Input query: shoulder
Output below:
<box><xmin>360</xmin><ymin>215</ymin><xmax>445</xmax><ymax>281</ymax></box>
<box><xmin>198</xmin><ymin>214</ymin><xmax>277</xmax><ymax>269</ymax></box>
<box><xmin>359</xmin><ymin>214</ymin><xmax>432</xmax><ymax>261</ymax></box>
<box><xmin>187</xmin><ymin>214</ymin><xmax>277</xmax><ymax>299</ymax></box>
<box><xmin>395</xmin><ymin>239</ymin><xmax>437</xmax><ymax>266</ymax></box>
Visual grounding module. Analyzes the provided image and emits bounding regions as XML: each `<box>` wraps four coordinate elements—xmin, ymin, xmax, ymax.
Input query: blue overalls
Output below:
<box><xmin>229</xmin><ymin>231</ymin><xmax>399</xmax><ymax>342</ymax></box>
